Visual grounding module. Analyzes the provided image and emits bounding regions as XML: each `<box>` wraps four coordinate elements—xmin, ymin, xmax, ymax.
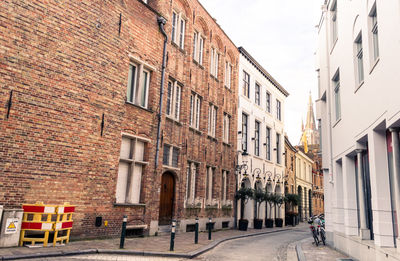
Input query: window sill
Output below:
<box><xmin>223</xmin><ymin>142</ymin><xmax>231</xmax><ymax>147</ymax></box>
<box><xmin>224</xmin><ymin>85</ymin><xmax>232</xmax><ymax>92</ymax></box>
<box><xmin>193</xmin><ymin>59</ymin><xmax>204</xmax><ymax>69</ymax></box>
<box><xmin>163</xmin><ymin>165</ymin><xmax>180</xmax><ymax>171</ymax></box>
<box><xmin>354</xmin><ymin>80</ymin><xmax>364</xmax><ymax>93</ymax></box>
<box><xmin>369</xmin><ymin>57</ymin><xmax>380</xmax><ymax>75</ymax></box>
<box><xmin>125</xmin><ymin>101</ymin><xmax>153</xmax><ymax>113</ymax></box>
<box><xmin>207</xmin><ymin>135</ymin><xmax>218</xmax><ymax>143</ymax></box>
<box><xmin>332</xmin><ymin>118</ymin><xmax>341</xmax><ymax>128</ymax></box>
<box><xmin>114</xmin><ymin>203</ymin><xmax>146</xmax><ymax>207</ymax></box>
<box><xmin>166</xmin><ymin>116</ymin><xmax>182</xmax><ymax>126</ymax></box>
<box><xmin>189</xmin><ymin>126</ymin><xmax>202</xmax><ymax>135</ymax></box>
<box><xmin>330</xmin><ymin>37</ymin><xmax>338</xmax><ymax>55</ymax></box>
<box><xmin>210</xmin><ymin>74</ymin><xmax>219</xmax><ymax>82</ymax></box>
<box><xmin>171</xmin><ymin>41</ymin><xmax>186</xmax><ymax>55</ymax></box>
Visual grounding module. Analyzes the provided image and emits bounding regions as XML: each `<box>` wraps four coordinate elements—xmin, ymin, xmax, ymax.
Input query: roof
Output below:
<box><xmin>238</xmin><ymin>47</ymin><xmax>290</xmax><ymax>97</ymax></box>
<box><xmin>285</xmin><ymin>136</ymin><xmax>297</xmax><ymax>152</ymax></box>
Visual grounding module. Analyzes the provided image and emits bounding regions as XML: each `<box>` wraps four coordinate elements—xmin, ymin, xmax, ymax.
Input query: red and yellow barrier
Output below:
<box><xmin>19</xmin><ymin>202</ymin><xmax>75</xmax><ymax>247</ymax></box>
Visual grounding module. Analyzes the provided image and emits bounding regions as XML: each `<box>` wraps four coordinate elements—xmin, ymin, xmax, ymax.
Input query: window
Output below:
<box><xmin>163</xmin><ymin>144</ymin><xmax>180</xmax><ymax>168</ymax></box>
<box><xmin>242</xmin><ymin>113</ymin><xmax>248</xmax><ymax>152</ymax></box>
<box><xmin>223</xmin><ymin>113</ymin><xmax>230</xmax><ymax>144</ymax></box>
<box><xmin>193</xmin><ymin>32</ymin><xmax>204</xmax><ymax>65</ymax></box>
<box><xmin>266</xmin><ymin>127</ymin><xmax>271</xmax><ymax>161</ymax></box>
<box><xmin>189</xmin><ymin>93</ymin><xmax>201</xmax><ymax>130</ymax></box>
<box><xmin>266</xmin><ymin>92</ymin><xmax>271</xmax><ymax>112</ymax></box>
<box><xmin>221</xmin><ymin>170</ymin><xmax>229</xmax><ymax>202</ymax></box>
<box><xmin>331</xmin><ymin>1</ymin><xmax>338</xmax><ymax>44</ymax></box>
<box><xmin>370</xmin><ymin>6</ymin><xmax>379</xmax><ymax>61</ymax></box>
<box><xmin>254</xmin><ymin>121</ymin><xmax>260</xmax><ymax>156</ymax></box>
<box><xmin>206</xmin><ymin>166</ymin><xmax>214</xmax><ymax>202</ymax></box>
<box><xmin>208</xmin><ymin>104</ymin><xmax>217</xmax><ymax>137</ymax></box>
<box><xmin>225</xmin><ymin>62</ymin><xmax>232</xmax><ymax>88</ymax></box>
<box><xmin>127</xmin><ymin>63</ymin><xmax>150</xmax><ymax>108</ymax></box>
<box><xmin>276</xmin><ymin>133</ymin><xmax>281</xmax><ymax>164</ymax></box>
<box><xmin>171</xmin><ymin>11</ymin><xmax>186</xmax><ymax>49</ymax></box>
<box><xmin>276</xmin><ymin>100</ymin><xmax>281</xmax><ymax>121</ymax></box>
<box><xmin>116</xmin><ymin>136</ymin><xmax>148</xmax><ymax>204</ymax></box>
<box><xmin>243</xmin><ymin>71</ymin><xmax>250</xmax><ymax>98</ymax></box>
<box><xmin>210</xmin><ymin>48</ymin><xmax>219</xmax><ymax>78</ymax></box>
<box><xmin>166</xmin><ymin>80</ymin><xmax>181</xmax><ymax>121</ymax></box>
<box><xmin>355</xmin><ymin>34</ymin><xmax>364</xmax><ymax>84</ymax></box>
<box><xmin>255</xmin><ymin>83</ymin><xmax>261</xmax><ymax>105</ymax></box>
<box><xmin>186</xmin><ymin>162</ymin><xmax>198</xmax><ymax>202</ymax></box>
<box><xmin>333</xmin><ymin>71</ymin><xmax>341</xmax><ymax>121</ymax></box>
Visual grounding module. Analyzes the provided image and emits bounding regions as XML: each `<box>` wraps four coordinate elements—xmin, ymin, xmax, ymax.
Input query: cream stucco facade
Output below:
<box><xmin>236</xmin><ymin>47</ymin><xmax>289</xmax><ymax>228</ymax></box>
<box><xmin>295</xmin><ymin>150</ymin><xmax>313</xmax><ymax>221</ymax></box>
<box><xmin>316</xmin><ymin>0</ymin><xmax>400</xmax><ymax>260</ymax></box>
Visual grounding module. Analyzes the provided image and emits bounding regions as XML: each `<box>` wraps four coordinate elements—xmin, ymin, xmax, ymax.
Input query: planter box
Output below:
<box><xmin>265</xmin><ymin>218</ymin><xmax>274</xmax><ymax>228</ymax></box>
<box><xmin>238</xmin><ymin>219</ymin><xmax>248</xmax><ymax>231</ymax></box>
<box><xmin>253</xmin><ymin>219</ymin><xmax>263</xmax><ymax>229</ymax></box>
<box><xmin>275</xmin><ymin>218</ymin><xmax>283</xmax><ymax>227</ymax></box>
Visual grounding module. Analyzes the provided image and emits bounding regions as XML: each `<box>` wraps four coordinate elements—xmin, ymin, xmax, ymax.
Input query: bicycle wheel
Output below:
<box><xmin>321</xmin><ymin>231</ymin><xmax>326</xmax><ymax>245</ymax></box>
<box><xmin>313</xmin><ymin>231</ymin><xmax>319</xmax><ymax>246</ymax></box>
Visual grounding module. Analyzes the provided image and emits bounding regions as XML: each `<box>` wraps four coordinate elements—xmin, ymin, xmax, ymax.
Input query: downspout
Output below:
<box><xmin>155</xmin><ymin>16</ymin><xmax>168</xmax><ymax>170</ymax></box>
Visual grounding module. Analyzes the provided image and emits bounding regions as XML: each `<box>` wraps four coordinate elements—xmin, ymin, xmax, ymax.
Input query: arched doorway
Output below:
<box><xmin>298</xmin><ymin>186</ymin><xmax>303</xmax><ymax>221</ymax></box>
<box><xmin>308</xmin><ymin>189</ymin><xmax>312</xmax><ymax>217</ymax></box>
<box><xmin>159</xmin><ymin>172</ymin><xmax>175</xmax><ymax>225</ymax></box>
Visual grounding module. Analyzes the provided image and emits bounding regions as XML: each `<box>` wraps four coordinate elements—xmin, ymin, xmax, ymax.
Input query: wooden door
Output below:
<box><xmin>159</xmin><ymin>172</ymin><xmax>175</xmax><ymax>225</ymax></box>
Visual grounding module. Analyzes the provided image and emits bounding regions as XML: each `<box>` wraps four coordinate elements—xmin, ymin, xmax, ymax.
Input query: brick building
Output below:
<box><xmin>284</xmin><ymin>135</ymin><xmax>297</xmax><ymax>195</ymax></box>
<box><xmin>0</xmin><ymin>0</ymin><xmax>238</xmax><ymax>239</ymax></box>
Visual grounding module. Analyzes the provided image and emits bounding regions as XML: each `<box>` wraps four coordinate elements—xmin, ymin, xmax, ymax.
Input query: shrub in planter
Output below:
<box><xmin>265</xmin><ymin>218</ymin><xmax>274</xmax><ymax>228</ymax></box>
<box><xmin>235</xmin><ymin>187</ymin><xmax>253</xmax><ymax>231</ymax></box>
<box><xmin>238</xmin><ymin>219</ymin><xmax>249</xmax><ymax>231</ymax></box>
<box><xmin>253</xmin><ymin>218</ymin><xmax>263</xmax><ymax>229</ymax></box>
<box><xmin>275</xmin><ymin>218</ymin><xmax>283</xmax><ymax>227</ymax></box>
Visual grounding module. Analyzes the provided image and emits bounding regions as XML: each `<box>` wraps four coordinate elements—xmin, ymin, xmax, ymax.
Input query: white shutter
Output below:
<box><xmin>135</xmin><ymin>140</ymin><xmax>144</xmax><ymax>162</ymax></box>
<box><xmin>120</xmin><ymin>137</ymin><xmax>131</xmax><ymax>159</ymax></box>
<box><xmin>116</xmin><ymin>162</ymin><xmax>129</xmax><ymax>203</ymax></box>
<box><xmin>129</xmin><ymin>164</ymin><xmax>142</xmax><ymax>204</ymax></box>
<box><xmin>175</xmin><ymin>84</ymin><xmax>181</xmax><ymax>120</ymax></box>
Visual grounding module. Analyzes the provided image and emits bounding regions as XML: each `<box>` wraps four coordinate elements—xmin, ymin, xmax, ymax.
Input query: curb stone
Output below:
<box><xmin>0</xmin><ymin>227</ymin><xmax>299</xmax><ymax>260</ymax></box>
<box><xmin>296</xmin><ymin>242</ymin><xmax>306</xmax><ymax>261</ymax></box>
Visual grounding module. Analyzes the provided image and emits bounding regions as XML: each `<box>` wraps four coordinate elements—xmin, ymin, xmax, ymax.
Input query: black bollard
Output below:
<box><xmin>170</xmin><ymin>220</ymin><xmax>176</xmax><ymax>251</ymax></box>
<box><xmin>208</xmin><ymin>217</ymin><xmax>212</xmax><ymax>240</ymax></box>
<box><xmin>195</xmin><ymin>217</ymin><xmax>199</xmax><ymax>244</ymax></box>
<box><xmin>119</xmin><ymin>215</ymin><xmax>127</xmax><ymax>249</ymax></box>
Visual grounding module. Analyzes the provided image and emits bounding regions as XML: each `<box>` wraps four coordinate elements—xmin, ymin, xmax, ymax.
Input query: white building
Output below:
<box><xmin>295</xmin><ymin>150</ymin><xmax>313</xmax><ymax>221</ymax></box>
<box><xmin>237</xmin><ymin>47</ymin><xmax>289</xmax><ymax>228</ymax></box>
<box><xmin>316</xmin><ymin>0</ymin><xmax>400</xmax><ymax>260</ymax></box>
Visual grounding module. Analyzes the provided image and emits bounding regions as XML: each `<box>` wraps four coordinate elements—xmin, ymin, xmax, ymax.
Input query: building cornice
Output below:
<box><xmin>238</xmin><ymin>47</ymin><xmax>290</xmax><ymax>97</ymax></box>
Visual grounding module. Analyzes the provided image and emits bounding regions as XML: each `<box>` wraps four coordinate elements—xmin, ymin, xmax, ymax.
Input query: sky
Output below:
<box><xmin>199</xmin><ymin>0</ymin><xmax>324</xmax><ymax>144</ymax></box>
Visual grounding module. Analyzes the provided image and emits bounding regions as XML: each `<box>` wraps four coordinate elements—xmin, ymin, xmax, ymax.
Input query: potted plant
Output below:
<box><xmin>264</xmin><ymin>192</ymin><xmax>277</xmax><ymax>228</ymax></box>
<box><xmin>275</xmin><ymin>194</ymin><xmax>284</xmax><ymax>227</ymax></box>
<box><xmin>251</xmin><ymin>188</ymin><xmax>265</xmax><ymax>229</ymax></box>
<box><xmin>284</xmin><ymin>194</ymin><xmax>300</xmax><ymax>226</ymax></box>
<box><xmin>235</xmin><ymin>187</ymin><xmax>253</xmax><ymax>231</ymax></box>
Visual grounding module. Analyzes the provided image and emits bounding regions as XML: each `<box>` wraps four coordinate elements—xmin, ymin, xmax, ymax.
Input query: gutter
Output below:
<box><xmin>155</xmin><ymin>16</ymin><xmax>168</xmax><ymax>170</ymax></box>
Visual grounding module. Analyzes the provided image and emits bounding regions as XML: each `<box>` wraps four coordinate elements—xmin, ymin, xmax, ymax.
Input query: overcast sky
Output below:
<box><xmin>199</xmin><ymin>0</ymin><xmax>323</xmax><ymax>144</ymax></box>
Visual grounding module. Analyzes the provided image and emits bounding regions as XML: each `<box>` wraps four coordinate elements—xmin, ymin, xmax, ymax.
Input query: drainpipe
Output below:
<box><xmin>155</xmin><ymin>16</ymin><xmax>168</xmax><ymax>170</ymax></box>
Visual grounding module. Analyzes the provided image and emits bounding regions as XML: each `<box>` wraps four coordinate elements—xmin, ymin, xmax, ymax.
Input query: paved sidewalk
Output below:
<box><xmin>299</xmin><ymin>238</ymin><xmax>350</xmax><ymax>260</ymax></box>
<box><xmin>0</xmin><ymin>224</ymin><xmax>307</xmax><ymax>260</ymax></box>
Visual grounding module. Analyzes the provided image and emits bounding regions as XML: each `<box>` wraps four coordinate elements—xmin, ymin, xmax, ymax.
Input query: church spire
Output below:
<box><xmin>299</xmin><ymin>91</ymin><xmax>320</xmax><ymax>146</ymax></box>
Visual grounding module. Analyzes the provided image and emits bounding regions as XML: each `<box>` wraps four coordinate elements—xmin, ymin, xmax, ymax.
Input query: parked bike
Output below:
<box><xmin>309</xmin><ymin>225</ymin><xmax>320</xmax><ymax>246</ymax></box>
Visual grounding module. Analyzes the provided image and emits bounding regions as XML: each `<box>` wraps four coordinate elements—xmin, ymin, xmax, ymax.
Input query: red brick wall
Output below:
<box><xmin>0</xmin><ymin>0</ymin><xmax>239</xmax><ymax>238</ymax></box>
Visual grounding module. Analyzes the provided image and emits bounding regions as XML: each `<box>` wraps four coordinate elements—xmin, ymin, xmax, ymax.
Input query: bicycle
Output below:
<box><xmin>317</xmin><ymin>224</ymin><xmax>326</xmax><ymax>245</ymax></box>
<box><xmin>309</xmin><ymin>225</ymin><xmax>320</xmax><ymax>246</ymax></box>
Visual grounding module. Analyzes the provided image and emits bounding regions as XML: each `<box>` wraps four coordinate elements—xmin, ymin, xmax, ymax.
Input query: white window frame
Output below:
<box><xmin>163</xmin><ymin>144</ymin><xmax>180</xmax><ymax>168</ymax></box>
<box><xmin>225</xmin><ymin>61</ymin><xmax>232</xmax><ymax>89</ymax></box>
<box><xmin>116</xmin><ymin>135</ymin><xmax>148</xmax><ymax>204</ymax></box>
<box><xmin>223</xmin><ymin>113</ymin><xmax>230</xmax><ymax>144</ymax></box>
<box><xmin>255</xmin><ymin>83</ymin><xmax>261</xmax><ymax>105</ymax></box>
<box><xmin>206</xmin><ymin>166</ymin><xmax>214</xmax><ymax>202</ymax></box>
<box><xmin>172</xmin><ymin>11</ymin><xmax>186</xmax><ymax>49</ymax></box>
<box><xmin>127</xmin><ymin>62</ymin><xmax>151</xmax><ymax>109</ymax></box>
<box><xmin>276</xmin><ymin>99</ymin><xmax>281</xmax><ymax>121</ymax></box>
<box><xmin>242</xmin><ymin>113</ymin><xmax>248</xmax><ymax>152</ymax></box>
<box><xmin>186</xmin><ymin>162</ymin><xmax>198</xmax><ymax>203</ymax></box>
<box><xmin>266</xmin><ymin>127</ymin><xmax>271</xmax><ymax>161</ymax></box>
<box><xmin>254</xmin><ymin>120</ymin><xmax>260</xmax><ymax>156</ymax></box>
<box><xmin>355</xmin><ymin>34</ymin><xmax>364</xmax><ymax>84</ymax></box>
<box><xmin>208</xmin><ymin>104</ymin><xmax>217</xmax><ymax>137</ymax></box>
<box><xmin>243</xmin><ymin>70</ymin><xmax>250</xmax><ymax>98</ymax></box>
<box><xmin>266</xmin><ymin>91</ymin><xmax>271</xmax><ymax>112</ymax></box>
<box><xmin>333</xmin><ymin>71</ymin><xmax>341</xmax><ymax>121</ymax></box>
<box><xmin>331</xmin><ymin>1</ymin><xmax>338</xmax><ymax>44</ymax></box>
<box><xmin>190</xmin><ymin>93</ymin><xmax>201</xmax><ymax>130</ymax></box>
<box><xmin>369</xmin><ymin>5</ymin><xmax>379</xmax><ymax>62</ymax></box>
<box><xmin>276</xmin><ymin>133</ymin><xmax>281</xmax><ymax>164</ymax></box>
<box><xmin>166</xmin><ymin>80</ymin><xmax>181</xmax><ymax>121</ymax></box>
<box><xmin>193</xmin><ymin>31</ymin><xmax>204</xmax><ymax>65</ymax></box>
<box><xmin>210</xmin><ymin>47</ymin><xmax>219</xmax><ymax>78</ymax></box>
<box><xmin>222</xmin><ymin>170</ymin><xmax>229</xmax><ymax>203</ymax></box>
